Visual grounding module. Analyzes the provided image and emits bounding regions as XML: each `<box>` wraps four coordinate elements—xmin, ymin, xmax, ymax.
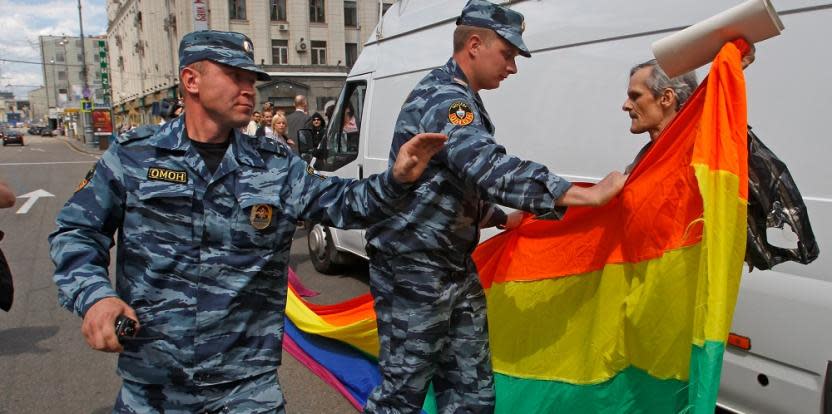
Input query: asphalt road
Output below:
<box><xmin>0</xmin><ymin>131</ymin><xmax>370</xmax><ymax>413</ymax></box>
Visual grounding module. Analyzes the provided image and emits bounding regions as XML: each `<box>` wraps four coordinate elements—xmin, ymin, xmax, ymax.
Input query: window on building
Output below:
<box><xmin>271</xmin><ymin>39</ymin><xmax>288</xmax><ymax>65</ymax></box>
<box><xmin>77</xmin><ymin>53</ymin><xmax>84</xmax><ymax>63</ymax></box>
<box><xmin>58</xmin><ymin>71</ymin><xmax>67</xmax><ymax>81</ymax></box>
<box><xmin>270</xmin><ymin>0</ymin><xmax>286</xmax><ymax>21</ymax></box>
<box><xmin>230</xmin><ymin>0</ymin><xmax>247</xmax><ymax>20</ymax></box>
<box><xmin>345</xmin><ymin>43</ymin><xmax>358</xmax><ymax>67</ymax></box>
<box><xmin>55</xmin><ymin>52</ymin><xmax>65</xmax><ymax>63</ymax></box>
<box><xmin>309</xmin><ymin>0</ymin><xmax>325</xmax><ymax>23</ymax></box>
<box><xmin>344</xmin><ymin>0</ymin><xmax>357</xmax><ymax>27</ymax></box>
<box><xmin>76</xmin><ymin>39</ymin><xmax>83</xmax><ymax>48</ymax></box>
<box><xmin>311</xmin><ymin>41</ymin><xmax>326</xmax><ymax>65</ymax></box>
<box><xmin>79</xmin><ymin>70</ymin><xmax>85</xmax><ymax>81</ymax></box>
<box><xmin>94</xmin><ymin>54</ymin><xmax>100</xmax><ymax>63</ymax></box>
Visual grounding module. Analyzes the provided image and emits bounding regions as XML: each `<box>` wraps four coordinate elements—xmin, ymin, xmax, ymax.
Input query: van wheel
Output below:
<box><xmin>307</xmin><ymin>224</ymin><xmax>347</xmax><ymax>274</ymax></box>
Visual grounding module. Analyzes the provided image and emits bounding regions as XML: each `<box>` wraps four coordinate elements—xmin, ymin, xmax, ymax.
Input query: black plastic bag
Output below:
<box><xmin>746</xmin><ymin>126</ymin><xmax>819</xmax><ymax>270</ymax></box>
<box><xmin>0</xmin><ymin>231</ymin><xmax>12</xmax><ymax>311</ymax></box>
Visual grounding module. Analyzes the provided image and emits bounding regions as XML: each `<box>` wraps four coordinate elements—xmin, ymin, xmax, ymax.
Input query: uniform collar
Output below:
<box><xmin>148</xmin><ymin>116</ymin><xmax>267</xmax><ymax>169</ymax></box>
<box><xmin>445</xmin><ymin>58</ymin><xmax>471</xmax><ymax>89</ymax></box>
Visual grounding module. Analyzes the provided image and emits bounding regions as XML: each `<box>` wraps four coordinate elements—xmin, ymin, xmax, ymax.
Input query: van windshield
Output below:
<box><xmin>314</xmin><ymin>81</ymin><xmax>366</xmax><ymax>172</ymax></box>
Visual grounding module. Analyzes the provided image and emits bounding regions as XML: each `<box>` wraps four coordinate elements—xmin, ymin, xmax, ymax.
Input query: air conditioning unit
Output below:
<box><xmin>276</xmin><ymin>23</ymin><xmax>289</xmax><ymax>31</ymax></box>
<box><xmin>296</xmin><ymin>39</ymin><xmax>308</xmax><ymax>52</ymax></box>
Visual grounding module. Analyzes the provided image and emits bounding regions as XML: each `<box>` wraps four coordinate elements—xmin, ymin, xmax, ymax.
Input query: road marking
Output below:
<box><xmin>0</xmin><ymin>161</ymin><xmax>96</xmax><ymax>166</ymax></box>
<box><xmin>16</xmin><ymin>189</ymin><xmax>55</xmax><ymax>215</ymax></box>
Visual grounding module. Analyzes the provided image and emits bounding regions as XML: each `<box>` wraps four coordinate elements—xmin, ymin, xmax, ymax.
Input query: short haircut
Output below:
<box><xmin>453</xmin><ymin>25</ymin><xmax>497</xmax><ymax>53</ymax></box>
<box><xmin>630</xmin><ymin>60</ymin><xmax>699</xmax><ymax>111</ymax></box>
<box><xmin>294</xmin><ymin>95</ymin><xmax>307</xmax><ymax>107</ymax></box>
<box><xmin>253</xmin><ymin>111</ymin><xmax>261</xmax><ymax>116</ymax></box>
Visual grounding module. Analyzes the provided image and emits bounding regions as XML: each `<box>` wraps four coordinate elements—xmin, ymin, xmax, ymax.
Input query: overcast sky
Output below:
<box><xmin>0</xmin><ymin>0</ymin><xmax>107</xmax><ymax>100</ymax></box>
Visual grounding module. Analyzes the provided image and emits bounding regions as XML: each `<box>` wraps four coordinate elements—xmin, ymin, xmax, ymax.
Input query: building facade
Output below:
<box><xmin>38</xmin><ymin>35</ymin><xmax>106</xmax><ymax>130</ymax></box>
<box><xmin>106</xmin><ymin>0</ymin><xmax>394</xmax><ymax>127</ymax></box>
<box><xmin>27</xmin><ymin>87</ymin><xmax>48</xmax><ymax>124</ymax></box>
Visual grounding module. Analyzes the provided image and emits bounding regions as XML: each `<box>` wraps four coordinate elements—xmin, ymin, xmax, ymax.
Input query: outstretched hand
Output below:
<box><xmin>392</xmin><ymin>133</ymin><xmax>448</xmax><ymax>184</ymax></box>
<box><xmin>556</xmin><ymin>171</ymin><xmax>628</xmax><ymax>207</ymax></box>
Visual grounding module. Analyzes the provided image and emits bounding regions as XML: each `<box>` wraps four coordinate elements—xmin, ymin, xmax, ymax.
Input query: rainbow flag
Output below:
<box><xmin>284</xmin><ymin>40</ymin><xmax>750</xmax><ymax>413</ymax></box>
<box><xmin>475</xmin><ymin>39</ymin><xmax>749</xmax><ymax>413</ymax></box>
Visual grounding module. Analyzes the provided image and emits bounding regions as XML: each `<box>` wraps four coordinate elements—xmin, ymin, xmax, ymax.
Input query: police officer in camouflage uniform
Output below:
<box><xmin>363</xmin><ymin>1</ymin><xmax>627</xmax><ymax>413</ymax></box>
<box><xmin>49</xmin><ymin>30</ymin><xmax>445</xmax><ymax>413</ymax></box>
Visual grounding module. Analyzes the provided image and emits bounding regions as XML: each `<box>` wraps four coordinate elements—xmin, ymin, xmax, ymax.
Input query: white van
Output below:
<box><xmin>304</xmin><ymin>1</ymin><xmax>831</xmax><ymax>412</ymax></box>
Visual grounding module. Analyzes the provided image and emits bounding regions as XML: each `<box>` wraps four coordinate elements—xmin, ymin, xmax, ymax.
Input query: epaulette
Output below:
<box><xmin>117</xmin><ymin>125</ymin><xmax>160</xmax><ymax>144</ymax></box>
<box><xmin>250</xmin><ymin>135</ymin><xmax>288</xmax><ymax>158</ymax></box>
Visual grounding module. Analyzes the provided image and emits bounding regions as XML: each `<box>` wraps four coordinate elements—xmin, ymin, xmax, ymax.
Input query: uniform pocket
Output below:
<box><xmin>124</xmin><ymin>181</ymin><xmax>194</xmax><ymax>244</ymax></box>
<box><xmin>231</xmin><ymin>196</ymin><xmax>283</xmax><ymax>249</ymax></box>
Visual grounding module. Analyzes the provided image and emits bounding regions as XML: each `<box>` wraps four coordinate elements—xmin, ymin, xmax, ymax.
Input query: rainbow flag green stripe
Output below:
<box><xmin>494</xmin><ymin>342</ymin><xmax>725</xmax><ymax>414</ymax></box>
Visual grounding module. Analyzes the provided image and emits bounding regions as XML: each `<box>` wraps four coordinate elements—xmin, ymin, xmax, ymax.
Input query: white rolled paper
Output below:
<box><xmin>651</xmin><ymin>0</ymin><xmax>784</xmax><ymax>78</ymax></box>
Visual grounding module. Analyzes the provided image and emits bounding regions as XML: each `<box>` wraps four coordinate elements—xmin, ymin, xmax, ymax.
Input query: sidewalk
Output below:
<box><xmin>59</xmin><ymin>135</ymin><xmax>106</xmax><ymax>156</ymax></box>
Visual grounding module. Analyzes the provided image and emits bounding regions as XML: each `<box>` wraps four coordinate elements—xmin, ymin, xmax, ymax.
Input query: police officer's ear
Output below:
<box><xmin>180</xmin><ymin>64</ymin><xmax>203</xmax><ymax>95</ymax></box>
<box><xmin>467</xmin><ymin>33</ymin><xmax>487</xmax><ymax>57</ymax></box>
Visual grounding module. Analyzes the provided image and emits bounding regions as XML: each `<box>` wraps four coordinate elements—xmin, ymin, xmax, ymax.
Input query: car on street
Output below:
<box><xmin>39</xmin><ymin>128</ymin><xmax>55</xmax><ymax>137</ymax></box>
<box><xmin>27</xmin><ymin>126</ymin><xmax>43</xmax><ymax>135</ymax></box>
<box><xmin>2</xmin><ymin>130</ymin><xmax>24</xmax><ymax>146</ymax></box>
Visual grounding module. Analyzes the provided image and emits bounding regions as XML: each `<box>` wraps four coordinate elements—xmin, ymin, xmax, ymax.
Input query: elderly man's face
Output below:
<box><xmin>622</xmin><ymin>67</ymin><xmax>667</xmax><ymax>137</ymax></box>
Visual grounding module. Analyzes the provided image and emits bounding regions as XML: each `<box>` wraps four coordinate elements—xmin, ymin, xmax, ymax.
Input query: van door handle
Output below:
<box><xmin>358</xmin><ymin>163</ymin><xmax>364</xmax><ymax>180</ymax></box>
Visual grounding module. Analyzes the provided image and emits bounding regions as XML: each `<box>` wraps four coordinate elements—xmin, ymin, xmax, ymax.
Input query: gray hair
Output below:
<box><xmin>630</xmin><ymin>59</ymin><xmax>698</xmax><ymax>111</ymax></box>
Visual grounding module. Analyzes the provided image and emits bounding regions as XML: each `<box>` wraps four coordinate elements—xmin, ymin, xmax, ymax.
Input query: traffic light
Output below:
<box><xmin>98</xmin><ymin>39</ymin><xmax>110</xmax><ymax>103</ymax></box>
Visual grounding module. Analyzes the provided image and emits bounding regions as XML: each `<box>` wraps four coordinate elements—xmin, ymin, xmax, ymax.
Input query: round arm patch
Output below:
<box><xmin>448</xmin><ymin>101</ymin><xmax>475</xmax><ymax>126</ymax></box>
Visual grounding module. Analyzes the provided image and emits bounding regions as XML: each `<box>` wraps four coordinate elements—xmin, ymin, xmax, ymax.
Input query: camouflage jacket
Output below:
<box><xmin>49</xmin><ymin>116</ymin><xmax>407</xmax><ymax>386</ymax></box>
<box><xmin>366</xmin><ymin>58</ymin><xmax>572</xmax><ymax>270</ymax></box>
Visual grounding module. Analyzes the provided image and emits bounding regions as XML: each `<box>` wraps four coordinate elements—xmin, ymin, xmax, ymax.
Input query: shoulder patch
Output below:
<box><xmin>448</xmin><ymin>101</ymin><xmax>475</xmax><ymax>126</ymax></box>
<box><xmin>306</xmin><ymin>164</ymin><xmax>326</xmax><ymax>180</ymax></box>
<box><xmin>117</xmin><ymin>125</ymin><xmax>160</xmax><ymax>144</ymax></box>
<box><xmin>75</xmin><ymin>165</ymin><xmax>96</xmax><ymax>192</ymax></box>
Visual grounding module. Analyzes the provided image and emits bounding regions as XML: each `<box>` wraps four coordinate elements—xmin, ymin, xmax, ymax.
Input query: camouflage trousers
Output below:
<box><xmin>113</xmin><ymin>370</ymin><xmax>285</xmax><ymax>414</ymax></box>
<box><xmin>364</xmin><ymin>255</ymin><xmax>495</xmax><ymax>414</ymax></box>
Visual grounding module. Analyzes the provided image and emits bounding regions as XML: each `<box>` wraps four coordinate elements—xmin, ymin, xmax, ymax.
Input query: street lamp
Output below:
<box><xmin>77</xmin><ymin>0</ymin><xmax>94</xmax><ymax>145</ymax></box>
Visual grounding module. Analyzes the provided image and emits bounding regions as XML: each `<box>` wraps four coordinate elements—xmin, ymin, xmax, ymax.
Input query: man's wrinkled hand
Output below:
<box><xmin>82</xmin><ymin>297</ymin><xmax>138</xmax><ymax>353</ymax></box>
<box><xmin>392</xmin><ymin>133</ymin><xmax>448</xmax><ymax>183</ymax></box>
<box><xmin>741</xmin><ymin>42</ymin><xmax>756</xmax><ymax>69</ymax></box>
